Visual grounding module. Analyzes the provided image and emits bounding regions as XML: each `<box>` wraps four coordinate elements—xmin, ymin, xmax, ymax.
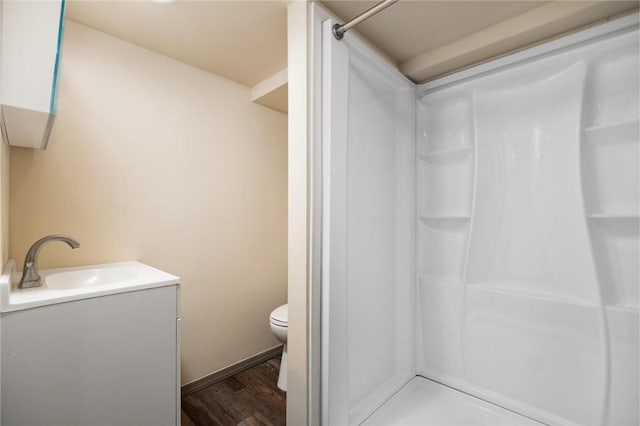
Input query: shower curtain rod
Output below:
<box><xmin>332</xmin><ymin>0</ymin><xmax>399</xmax><ymax>41</ymax></box>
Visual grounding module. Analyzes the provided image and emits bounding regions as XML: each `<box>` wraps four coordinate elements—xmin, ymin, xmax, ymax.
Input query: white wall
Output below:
<box><xmin>321</xmin><ymin>23</ymin><xmax>416</xmax><ymax>425</ymax></box>
<box><xmin>415</xmin><ymin>20</ymin><xmax>638</xmax><ymax>426</ymax></box>
<box><xmin>9</xmin><ymin>20</ymin><xmax>288</xmax><ymax>385</ymax></box>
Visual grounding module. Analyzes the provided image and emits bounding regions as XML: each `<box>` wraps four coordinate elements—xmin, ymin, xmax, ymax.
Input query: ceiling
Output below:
<box><xmin>322</xmin><ymin>0</ymin><xmax>639</xmax><ymax>82</ymax></box>
<box><xmin>65</xmin><ymin>0</ymin><xmax>289</xmax><ymax>88</ymax></box>
<box><xmin>66</xmin><ymin>0</ymin><xmax>639</xmax><ymax>90</ymax></box>
<box><xmin>322</xmin><ymin>1</ymin><xmax>545</xmax><ymax>64</ymax></box>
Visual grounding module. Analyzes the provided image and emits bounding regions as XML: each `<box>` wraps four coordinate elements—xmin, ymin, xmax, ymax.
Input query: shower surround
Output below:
<box><xmin>321</xmin><ymin>14</ymin><xmax>639</xmax><ymax>426</ymax></box>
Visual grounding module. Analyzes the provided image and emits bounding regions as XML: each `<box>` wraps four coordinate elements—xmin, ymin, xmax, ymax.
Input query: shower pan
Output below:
<box><xmin>319</xmin><ymin>13</ymin><xmax>639</xmax><ymax>426</ymax></box>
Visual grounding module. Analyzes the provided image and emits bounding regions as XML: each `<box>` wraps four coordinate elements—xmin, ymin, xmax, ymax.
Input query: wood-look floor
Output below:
<box><xmin>182</xmin><ymin>356</ymin><xmax>286</xmax><ymax>426</ymax></box>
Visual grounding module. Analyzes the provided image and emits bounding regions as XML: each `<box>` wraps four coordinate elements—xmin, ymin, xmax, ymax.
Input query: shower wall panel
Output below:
<box><xmin>416</xmin><ymin>24</ymin><xmax>639</xmax><ymax>426</ymax></box>
<box><xmin>321</xmin><ymin>22</ymin><xmax>416</xmax><ymax>426</ymax></box>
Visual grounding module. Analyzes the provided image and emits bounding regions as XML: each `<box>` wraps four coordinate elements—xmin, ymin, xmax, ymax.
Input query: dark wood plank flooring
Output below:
<box><xmin>182</xmin><ymin>356</ymin><xmax>286</xmax><ymax>426</ymax></box>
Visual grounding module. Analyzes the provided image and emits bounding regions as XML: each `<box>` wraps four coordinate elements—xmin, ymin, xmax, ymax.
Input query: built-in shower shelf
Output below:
<box><xmin>419</xmin><ymin>146</ymin><xmax>474</xmax><ymax>160</ymax></box>
<box><xmin>606</xmin><ymin>304</ymin><xmax>639</xmax><ymax>313</ymax></box>
<box><xmin>583</xmin><ymin>119</ymin><xmax>639</xmax><ymax>141</ymax></box>
<box><xmin>588</xmin><ymin>213</ymin><xmax>639</xmax><ymax>220</ymax></box>
<box><xmin>468</xmin><ymin>282</ymin><xmax>596</xmax><ymax>306</ymax></box>
<box><xmin>582</xmin><ymin>116</ymin><xmax>638</xmax><ymax>216</ymax></box>
<box><xmin>420</xmin><ymin>215</ymin><xmax>471</xmax><ymax>221</ymax></box>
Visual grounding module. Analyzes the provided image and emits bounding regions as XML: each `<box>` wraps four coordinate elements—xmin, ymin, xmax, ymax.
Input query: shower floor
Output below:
<box><xmin>362</xmin><ymin>377</ymin><xmax>544</xmax><ymax>426</ymax></box>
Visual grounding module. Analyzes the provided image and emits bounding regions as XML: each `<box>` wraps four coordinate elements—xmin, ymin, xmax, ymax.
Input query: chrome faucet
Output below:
<box><xmin>19</xmin><ymin>235</ymin><xmax>80</xmax><ymax>289</ymax></box>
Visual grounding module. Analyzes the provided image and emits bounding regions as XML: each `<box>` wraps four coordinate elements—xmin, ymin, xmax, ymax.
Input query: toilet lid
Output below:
<box><xmin>270</xmin><ymin>304</ymin><xmax>288</xmax><ymax>327</ymax></box>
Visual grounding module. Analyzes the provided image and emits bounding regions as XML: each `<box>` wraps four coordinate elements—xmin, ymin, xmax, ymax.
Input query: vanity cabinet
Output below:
<box><xmin>0</xmin><ymin>0</ymin><xmax>65</xmax><ymax>148</ymax></box>
<box><xmin>1</xmin><ymin>284</ymin><xmax>181</xmax><ymax>426</ymax></box>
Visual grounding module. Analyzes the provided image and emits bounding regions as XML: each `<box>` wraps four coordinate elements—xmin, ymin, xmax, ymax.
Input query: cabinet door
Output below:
<box><xmin>1</xmin><ymin>285</ymin><xmax>179</xmax><ymax>426</ymax></box>
<box><xmin>0</xmin><ymin>0</ymin><xmax>65</xmax><ymax>148</ymax></box>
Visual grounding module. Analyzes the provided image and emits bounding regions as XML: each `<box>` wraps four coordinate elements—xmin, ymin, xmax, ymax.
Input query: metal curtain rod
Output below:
<box><xmin>332</xmin><ymin>0</ymin><xmax>399</xmax><ymax>41</ymax></box>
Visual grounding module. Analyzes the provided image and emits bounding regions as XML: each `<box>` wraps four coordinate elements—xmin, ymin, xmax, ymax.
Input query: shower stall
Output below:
<box><xmin>319</xmin><ymin>12</ymin><xmax>639</xmax><ymax>426</ymax></box>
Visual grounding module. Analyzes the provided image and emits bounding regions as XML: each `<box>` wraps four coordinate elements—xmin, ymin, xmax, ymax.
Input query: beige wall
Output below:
<box><xmin>287</xmin><ymin>2</ymin><xmax>309</xmax><ymax>424</ymax></box>
<box><xmin>0</xmin><ymin>142</ymin><xmax>8</xmax><ymax>272</ymax></box>
<box><xmin>9</xmin><ymin>20</ymin><xmax>288</xmax><ymax>384</ymax></box>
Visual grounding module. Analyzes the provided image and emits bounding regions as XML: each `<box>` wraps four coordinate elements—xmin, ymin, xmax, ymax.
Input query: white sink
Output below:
<box><xmin>45</xmin><ymin>267</ymin><xmax>139</xmax><ymax>290</ymax></box>
<box><xmin>0</xmin><ymin>261</ymin><xmax>180</xmax><ymax>312</ymax></box>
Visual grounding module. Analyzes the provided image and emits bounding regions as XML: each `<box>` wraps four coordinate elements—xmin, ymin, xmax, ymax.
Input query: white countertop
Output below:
<box><xmin>1</xmin><ymin>260</ymin><xmax>180</xmax><ymax>312</ymax></box>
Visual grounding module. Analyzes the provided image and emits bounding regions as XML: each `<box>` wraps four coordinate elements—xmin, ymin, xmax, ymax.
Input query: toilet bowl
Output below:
<box><xmin>269</xmin><ymin>304</ymin><xmax>288</xmax><ymax>391</ymax></box>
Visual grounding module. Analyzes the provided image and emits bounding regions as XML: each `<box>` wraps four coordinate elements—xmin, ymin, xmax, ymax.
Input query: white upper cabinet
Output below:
<box><xmin>0</xmin><ymin>0</ymin><xmax>65</xmax><ymax>149</ymax></box>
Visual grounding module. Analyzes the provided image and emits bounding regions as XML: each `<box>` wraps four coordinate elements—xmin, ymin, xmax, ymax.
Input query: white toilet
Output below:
<box><xmin>269</xmin><ymin>304</ymin><xmax>288</xmax><ymax>391</ymax></box>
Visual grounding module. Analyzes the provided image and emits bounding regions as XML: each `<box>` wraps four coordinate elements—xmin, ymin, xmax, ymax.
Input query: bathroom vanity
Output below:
<box><xmin>0</xmin><ymin>261</ymin><xmax>181</xmax><ymax>426</ymax></box>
